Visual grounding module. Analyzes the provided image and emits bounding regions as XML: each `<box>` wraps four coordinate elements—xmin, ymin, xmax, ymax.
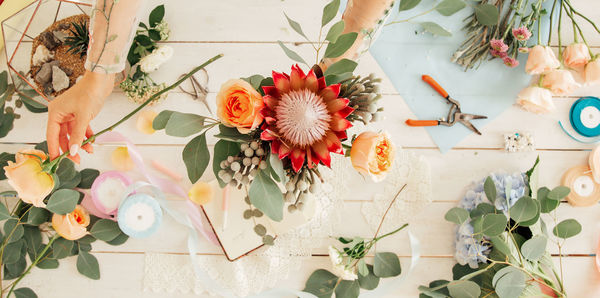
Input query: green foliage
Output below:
<box><xmin>78</xmin><ymin>169</ymin><xmax>100</xmax><ymax>189</ymax></box>
<box><xmin>357</xmin><ymin>264</ymin><xmax>379</xmax><ymax>290</ymax></box>
<box><xmin>325</xmin><ymin>20</ymin><xmax>345</xmax><ymax>43</ymax></box>
<box><xmin>445</xmin><ymin>207</ymin><xmax>469</xmax><ymax>225</ymax></box>
<box><xmin>303</xmin><ymin>269</ymin><xmax>338</xmax><ymax>298</ymax></box>
<box><xmin>277</xmin><ymin>41</ymin><xmax>308</xmax><ymax>66</ymax></box>
<box><xmin>13</xmin><ymin>287</ymin><xmax>37</xmax><ymax>298</ymax></box>
<box><xmin>149</xmin><ymin>4</ymin><xmax>165</xmax><ymax>27</ymax></box>
<box><xmin>77</xmin><ymin>251</ymin><xmax>100</xmax><ymax>280</ymax></box>
<box><xmin>509</xmin><ymin>196</ymin><xmax>537</xmax><ymax>223</ymax></box>
<box><xmin>398</xmin><ymin>0</ymin><xmax>422</xmax><ymax>11</ymax></box>
<box><xmin>373</xmin><ymin>252</ymin><xmax>402</xmax><ymax>278</ymax></box>
<box><xmin>520</xmin><ymin>235</ymin><xmax>547</xmax><ymax>261</ymax></box>
<box><xmin>484</xmin><ymin>177</ymin><xmax>496</xmax><ymax>204</ymax></box>
<box><xmin>335</xmin><ymin>280</ymin><xmax>359</xmax><ymax>298</ymax></box>
<box><xmin>321</xmin><ymin>0</ymin><xmax>340</xmax><ymax>26</ymax></box>
<box><xmin>323</xmin><ymin>59</ymin><xmax>358</xmax><ymax>77</ymax></box>
<box><xmin>480</xmin><ymin>213</ymin><xmax>507</xmax><ymax>237</ymax></box>
<box><xmin>447</xmin><ymin>280</ymin><xmax>481</xmax><ymax>298</ymax></box>
<box><xmin>249</xmin><ymin>170</ymin><xmax>284</xmax><ymax>221</ymax></box>
<box><xmin>266</xmin><ymin>152</ymin><xmax>285</xmax><ymax>183</ymax></box>
<box><xmin>212</xmin><ymin>140</ymin><xmax>241</xmax><ymax>187</ymax></box>
<box><xmin>492</xmin><ymin>267</ymin><xmax>525</xmax><ymax>298</ymax></box>
<box><xmin>90</xmin><ymin>219</ymin><xmax>122</xmax><ymax>242</ymax></box>
<box><xmin>152</xmin><ymin>110</ymin><xmax>175</xmax><ymax>130</ymax></box>
<box><xmin>420</xmin><ymin>22</ymin><xmax>452</xmax><ymax>37</ymax></box>
<box><xmin>324</xmin><ymin>32</ymin><xmax>358</xmax><ymax>58</ymax></box>
<box><xmin>435</xmin><ymin>0</ymin><xmax>466</xmax><ymax>16</ymax></box>
<box><xmin>46</xmin><ymin>189</ymin><xmax>79</xmax><ymax>215</ymax></box>
<box><xmin>474</xmin><ymin>4</ymin><xmax>500</xmax><ymax>26</ymax></box>
<box><xmin>552</xmin><ymin>219</ymin><xmax>582</xmax><ymax>239</ymax></box>
<box><xmin>0</xmin><ymin>152</ymin><xmax>15</xmax><ymax>180</ymax></box>
<box><xmin>214</xmin><ymin>125</ymin><xmax>253</xmax><ymax>143</ymax></box>
<box><xmin>182</xmin><ymin>133</ymin><xmax>210</xmax><ymax>183</ymax></box>
<box><xmin>165</xmin><ymin>112</ymin><xmax>207</xmax><ymax>137</ymax></box>
<box><xmin>64</xmin><ymin>19</ymin><xmax>90</xmax><ymax>58</ymax></box>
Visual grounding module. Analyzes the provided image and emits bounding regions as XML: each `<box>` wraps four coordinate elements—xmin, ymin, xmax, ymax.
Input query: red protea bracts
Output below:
<box><xmin>260</xmin><ymin>65</ymin><xmax>354</xmax><ymax>172</ymax></box>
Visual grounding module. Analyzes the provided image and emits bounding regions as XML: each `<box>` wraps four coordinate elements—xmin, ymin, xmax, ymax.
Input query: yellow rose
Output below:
<box><xmin>216</xmin><ymin>79</ymin><xmax>264</xmax><ymax>134</ymax></box>
<box><xmin>52</xmin><ymin>205</ymin><xmax>90</xmax><ymax>240</ymax></box>
<box><xmin>350</xmin><ymin>132</ymin><xmax>395</xmax><ymax>182</ymax></box>
<box><xmin>3</xmin><ymin>149</ymin><xmax>54</xmax><ymax>207</ymax></box>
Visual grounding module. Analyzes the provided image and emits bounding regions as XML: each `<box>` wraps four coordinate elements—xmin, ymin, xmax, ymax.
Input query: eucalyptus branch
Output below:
<box><xmin>50</xmin><ymin>54</ymin><xmax>224</xmax><ymax>165</ymax></box>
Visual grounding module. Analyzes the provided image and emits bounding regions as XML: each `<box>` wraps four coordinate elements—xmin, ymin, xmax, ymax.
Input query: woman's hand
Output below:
<box><xmin>46</xmin><ymin>71</ymin><xmax>115</xmax><ymax>162</ymax></box>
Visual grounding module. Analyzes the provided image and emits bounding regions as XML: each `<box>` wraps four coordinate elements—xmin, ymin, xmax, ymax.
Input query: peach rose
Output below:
<box><xmin>541</xmin><ymin>69</ymin><xmax>581</xmax><ymax>95</ymax></box>
<box><xmin>516</xmin><ymin>86</ymin><xmax>555</xmax><ymax>114</ymax></box>
<box><xmin>188</xmin><ymin>181</ymin><xmax>213</xmax><ymax>205</ymax></box>
<box><xmin>525</xmin><ymin>45</ymin><xmax>560</xmax><ymax>75</ymax></box>
<box><xmin>216</xmin><ymin>79</ymin><xmax>264</xmax><ymax>133</ymax></box>
<box><xmin>350</xmin><ymin>131</ymin><xmax>395</xmax><ymax>182</ymax></box>
<box><xmin>585</xmin><ymin>58</ymin><xmax>600</xmax><ymax>85</ymax></box>
<box><xmin>563</xmin><ymin>43</ymin><xmax>591</xmax><ymax>68</ymax></box>
<box><xmin>52</xmin><ymin>205</ymin><xmax>90</xmax><ymax>240</ymax></box>
<box><xmin>3</xmin><ymin>149</ymin><xmax>54</xmax><ymax>207</ymax></box>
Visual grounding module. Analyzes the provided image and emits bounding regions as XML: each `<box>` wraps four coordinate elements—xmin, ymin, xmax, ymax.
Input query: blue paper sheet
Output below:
<box><xmin>348</xmin><ymin>0</ymin><xmax>553</xmax><ymax>152</ymax></box>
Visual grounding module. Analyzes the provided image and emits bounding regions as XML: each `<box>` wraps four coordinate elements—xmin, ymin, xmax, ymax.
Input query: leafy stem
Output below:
<box><xmin>51</xmin><ymin>54</ymin><xmax>224</xmax><ymax>163</ymax></box>
<box><xmin>385</xmin><ymin>7</ymin><xmax>436</xmax><ymax>26</ymax></box>
<box><xmin>6</xmin><ymin>234</ymin><xmax>59</xmax><ymax>296</ymax></box>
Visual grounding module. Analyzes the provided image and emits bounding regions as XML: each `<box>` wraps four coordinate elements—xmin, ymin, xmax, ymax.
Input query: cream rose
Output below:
<box><xmin>525</xmin><ymin>45</ymin><xmax>560</xmax><ymax>75</ymax></box>
<box><xmin>563</xmin><ymin>43</ymin><xmax>591</xmax><ymax>68</ymax></box>
<box><xmin>139</xmin><ymin>45</ymin><xmax>173</xmax><ymax>73</ymax></box>
<box><xmin>350</xmin><ymin>131</ymin><xmax>395</xmax><ymax>182</ymax></box>
<box><xmin>585</xmin><ymin>58</ymin><xmax>600</xmax><ymax>85</ymax></box>
<box><xmin>516</xmin><ymin>86</ymin><xmax>555</xmax><ymax>114</ymax></box>
<box><xmin>541</xmin><ymin>69</ymin><xmax>581</xmax><ymax>96</ymax></box>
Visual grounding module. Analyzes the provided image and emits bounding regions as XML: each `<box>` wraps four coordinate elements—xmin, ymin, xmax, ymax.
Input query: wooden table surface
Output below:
<box><xmin>1</xmin><ymin>0</ymin><xmax>599</xmax><ymax>297</ymax></box>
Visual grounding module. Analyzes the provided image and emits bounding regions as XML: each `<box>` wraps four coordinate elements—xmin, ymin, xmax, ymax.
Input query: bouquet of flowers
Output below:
<box><xmin>152</xmin><ymin>0</ymin><xmax>394</xmax><ymax>244</ymax></box>
<box><xmin>419</xmin><ymin>158</ymin><xmax>582</xmax><ymax>298</ymax></box>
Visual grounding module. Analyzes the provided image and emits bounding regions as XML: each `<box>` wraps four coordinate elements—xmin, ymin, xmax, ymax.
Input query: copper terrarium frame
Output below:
<box><xmin>2</xmin><ymin>0</ymin><xmax>92</xmax><ymax>106</ymax></box>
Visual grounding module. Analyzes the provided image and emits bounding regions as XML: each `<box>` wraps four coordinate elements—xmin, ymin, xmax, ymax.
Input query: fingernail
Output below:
<box><xmin>70</xmin><ymin>144</ymin><xmax>79</xmax><ymax>156</ymax></box>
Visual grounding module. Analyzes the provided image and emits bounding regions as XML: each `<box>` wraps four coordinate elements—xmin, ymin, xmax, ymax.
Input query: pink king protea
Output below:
<box><xmin>260</xmin><ymin>65</ymin><xmax>354</xmax><ymax>172</ymax></box>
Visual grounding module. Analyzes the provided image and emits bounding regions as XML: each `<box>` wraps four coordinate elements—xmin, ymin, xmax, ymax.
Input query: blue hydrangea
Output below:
<box><xmin>454</xmin><ymin>172</ymin><xmax>528</xmax><ymax>268</ymax></box>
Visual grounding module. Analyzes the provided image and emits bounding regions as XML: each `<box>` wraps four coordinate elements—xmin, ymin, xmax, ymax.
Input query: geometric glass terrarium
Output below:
<box><xmin>2</xmin><ymin>0</ymin><xmax>92</xmax><ymax>108</ymax></box>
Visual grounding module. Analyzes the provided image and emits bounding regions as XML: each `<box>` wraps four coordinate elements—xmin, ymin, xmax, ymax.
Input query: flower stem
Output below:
<box><xmin>6</xmin><ymin>234</ymin><xmax>59</xmax><ymax>296</ymax></box>
<box><xmin>53</xmin><ymin>54</ymin><xmax>224</xmax><ymax>162</ymax></box>
<box><xmin>547</xmin><ymin>0</ymin><xmax>558</xmax><ymax>46</ymax></box>
<box><xmin>385</xmin><ymin>7</ymin><xmax>436</xmax><ymax>26</ymax></box>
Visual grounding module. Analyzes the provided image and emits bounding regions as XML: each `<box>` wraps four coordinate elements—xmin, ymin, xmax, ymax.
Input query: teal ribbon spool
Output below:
<box><xmin>117</xmin><ymin>193</ymin><xmax>163</xmax><ymax>238</ymax></box>
<box><xmin>570</xmin><ymin>97</ymin><xmax>600</xmax><ymax>137</ymax></box>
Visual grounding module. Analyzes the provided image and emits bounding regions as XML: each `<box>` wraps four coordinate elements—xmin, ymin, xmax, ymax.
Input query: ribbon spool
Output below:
<box><xmin>569</xmin><ymin>97</ymin><xmax>600</xmax><ymax>137</ymax></box>
<box><xmin>561</xmin><ymin>165</ymin><xmax>600</xmax><ymax>207</ymax></box>
<box><xmin>117</xmin><ymin>183</ymin><xmax>163</xmax><ymax>238</ymax></box>
<box><xmin>90</xmin><ymin>171</ymin><xmax>132</xmax><ymax>216</ymax></box>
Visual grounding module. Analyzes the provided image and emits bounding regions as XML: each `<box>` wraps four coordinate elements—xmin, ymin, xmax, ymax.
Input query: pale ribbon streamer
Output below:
<box><xmin>94</xmin><ymin>131</ymin><xmax>218</xmax><ymax>245</ymax></box>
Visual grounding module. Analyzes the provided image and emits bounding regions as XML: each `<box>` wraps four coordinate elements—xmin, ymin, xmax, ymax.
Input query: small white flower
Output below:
<box><xmin>155</xmin><ymin>19</ymin><xmax>171</xmax><ymax>41</ymax></box>
<box><xmin>332</xmin><ymin>263</ymin><xmax>358</xmax><ymax>281</ymax></box>
<box><xmin>328</xmin><ymin>246</ymin><xmax>342</xmax><ymax>266</ymax></box>
<box><xmin>139</xmin><ymin>46</ymin><xmax>173</xmax><ymax>73</ymax></box>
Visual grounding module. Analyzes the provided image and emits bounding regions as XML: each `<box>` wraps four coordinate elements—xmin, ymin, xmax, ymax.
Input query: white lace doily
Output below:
<box><xmin>143</xmin><ymin>149</ymin><xmax>432</xmax><ymax>297</ymax></box>
<box><xmin>361</xmin><ymin>149</ymin><xmax>432</xmax><ymax>235</ymax></box>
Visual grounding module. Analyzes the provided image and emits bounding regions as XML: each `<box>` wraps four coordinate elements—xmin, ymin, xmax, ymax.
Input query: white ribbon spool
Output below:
<box><xmin>581</xmin><ymin>106</ymin><xmax>600</xmax><ymax>129</ymax></box>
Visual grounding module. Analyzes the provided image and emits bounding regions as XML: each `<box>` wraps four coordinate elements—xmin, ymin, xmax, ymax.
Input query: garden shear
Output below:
<box><xmin>405</xmin><ymin>75</ymin><xmax>487</xmax><ymax>135</ymax></box>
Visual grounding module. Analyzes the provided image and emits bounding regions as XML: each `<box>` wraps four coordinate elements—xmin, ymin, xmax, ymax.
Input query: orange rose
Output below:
<box><xmin>525</xmin><ymin>45</ymin><xmax>560</xmax><ymax>75</ymax></box>
<box><xmin>350</xmin><ymin>131</ymin><xmax>395</xmax><ymax>182</ymax></box>
<box><xmin>3</xmin><ymin>149</ymin><xmax>54</xmax><ymax>207</ymax></box>
<box><xmin>52</xmin><ymin>205</ymin><xmax>90</xmax><ymax>240</ymax></box>
<box><xmin>216</xmin><ymin>79</ymin><xmax>264</xmax><ymax>133</ymax></box>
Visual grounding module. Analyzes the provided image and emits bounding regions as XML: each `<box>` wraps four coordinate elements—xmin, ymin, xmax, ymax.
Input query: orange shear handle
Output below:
<box><xmin>422</xmin><ymin>75</ymin><xmax>449</xmax><ymax>98</ymax></box>
<box><xmin>405</xmin><ymin>119</ymin><xmax>440</xmax><ymax>127</ymax></box>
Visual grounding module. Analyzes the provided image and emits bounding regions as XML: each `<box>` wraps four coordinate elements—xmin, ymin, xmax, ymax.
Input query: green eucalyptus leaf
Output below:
<box><xmin>0</xmin><ymin>110</ymin><xmax>14</xmax><ymax>138</ymax></box>
<box><xmin>547</xmin><ymin>186</ymin><xmax>570</xmax><ymax>201</ymax></box>
<box><xmin>20</xmin><ymin>96</ymin><xmax>48</xmax><ymax>113</ymax></box>
<box><xmin>106</xmin><ymin>232</ymin><xmax>129</xmax><ymax>246</ymax></box>
<box><xmin>78</xmin><ymin>168</ymin><xmax>100</xmax><ymax>189</ymax></box>
<box><xmin>493</xmin><ymin>267</ymin><xmax>526</xmax><ymax>298</ymax></box>
<box><xmin>2</xmin><ymin>239</ymin><xmax>23</xmax><ymax>264</ymax></box>
<box><xmin>52</xmin><ymin>237</ymin><xmax>75</xmax><ymax>259</ymax></box>
<box><xmin>324</xmin><ymin>72</ymin><xmax>353</xmax><ymax>85</ymax></box>
<box><xmin>148</xmin><ymin>29</ymin><xmax>161</xmax><ymax>41</ymax></box>
<box><xmin>152</xmin><ymin>110</ymin><xmax>175</xmax><ymax>130</ymax></box>
<box><xmin>0</xmin><ymin>201</ymin><xmax>11</xmax><ymax>220</ymax></box>
<box><xmin>303</xmin><ymin>269</ymin><xmax>338</xmax><ymax>298</ymax></box>
<box><xmin>267</xmin><ymin>152</ymin><xmax>285</xmax><ymax>183</ymax></box>
<box><xmin>484</xmin><ymin>176</ymin><xmax>496</xmax><ymax>204</ymax></box>
<box><xmin>26</xmin><ymin>207</ymin><xmax>50</xmax><ymax>225</ymax></box>
<box><xmin>445</xmin><ymin>207</ymin><xmax>469</xmax><ymax>225</ymax></box>
<box><xmin>324</xmin><ymin>59</ymin><xmax>358</xmax><ymax>77</ymax></box>
<box><xmin>373</xmin><ymin>252</ymin><xmax>401</xmax><ymax>278</ymax></box>
<box><xmin>4</xmin><ymin>218</ymin><xmax>24</xmax><ymax>243</ymax></box>
<box><xmin>165</xmin><ymin>112</ymin><xmax>207</xmax><ymax>137</ymax></box>
<box><xmin>489</xmin><ymin>235</ymin><xmax>512</xmax><ymax>259</ymax></box>
<box><xmin>322</xmin><ymin>0</ymin><xmax>341</xmax><ymax>26</ymax></box>
<box><xmin>183</xmin><ymin>133</ymin><xmax>210</xmax><ymax>183</ymax></box>
<box><xmin>435</xmin><ymin>0</ymin><xmax>466</xmax><ymax>16</ymax></box>
<box><xmin>357</xmin><ymin>259</ymin><xmax>368</xmax><ymax>276</ymax></box>
<box><xmin>46</xmin><ymin>189</ymin><xmax>79</xmax><ymax>215</ymax></box>
<box><xmin>77</xmin><ymin>251</ymin><xmax>100</xmax><ymax>280</ymax></box>
<box><xmin>521</xmin><ymin>235</ymin><xmax>547</xmax><ymax>261</ymax></box>
<box><xmin>277</xmin><ymin>41</ymin><xmax>308</xmax><ymax>65</ymax></box>
<box><xmin>399</xmin><ymin>0</ymin><xmax>422</xmax><ymax>11</ymax></box>
<box><xmin>518</xmin><ymin>199</ymin><xmax>540</xmax><ymax>227</ymax></box>
<box><xmin>284</xmin><ymin>13</ymin><xmax>308</xmax><ymax>39</ymax></box>
<box><xmin>13</xmin><ymin>287</ymin><xmax>37</xmax><ymax>298</ymax></box>
<box><xmin>475</xmin><ymin>4</ymin><xmax>499</xmax><ymax>26</ymax></box>
<box><xmin>214</xmin><ymin>125</ymin><xmax>253</xmax><ymax>143</ymax></box>
<box><xmin>56</xmin><ymin>158</ymin><xmax>81</xmax><ymax>189</ymax></box>
<box><xmin>324</xmin><ymin>32</ymin><xmax>358</xmax><ymax>58</ymax></box>
<box><xmin>552</xmin><ymin>219</ymin><xmax>582</xmax><ymax>239</ymax></box>
<box><xmin>149</xmin><ymin>4</ymin><xmax>165</xmax><ymax>27</ymax></box>
<box><xmin>4</xmin><ymin>255</ymin><xmax>26</xmax><ymax>279</ymax></box>
<box><xmin>249</xmin><ymin>170</ymin><xmax>284</xmax><ymax>222</ymax></box>
<box><xmin>90</xmin><ymin>219</ymin><xmax>121</xmax><ymax>242</ymax></box>
<box><xmin>358</xmin><ymin>264</ymin><xmax>380</xmax><ymax>290</ymax></box>
<box><xmin>0</xmin><ymin>152</ymin><xmax>15</xmax><ymax>180</ymax></box>
<box><xmin>213</xmin><ymin>140</ymin><xmax>241</xmax><ymax>187</ymax></box>
<box><xmin>481</xmin><ymin>213</ymin><xmax>507</xmax><ymax>237</ymax></box>
<box><xmin>469</xmin><ymin>203</ymin><xmax>496</xmax><ymax>219</ymax></box>
<box><xmin>447</xmin><ymin>280</ymin><xmax>480</xmax><ymax>298</ymax></box>
<box><xmin>23</xmin><ymin>226</ymin><xmax>41</xmax><ymax>253</ymax></box>
<box><xmin>36</xmin><ymin>257</ymin><xmax>59</xmax><ymax>269</ymax></box>
<box><xmin>242</xmin><ymin>75</ymin><xmax>265</xmax><ymax>90</ymax></box>
<box><xmin>509</xmin><ymin>196</ymin><xmax>537</xmax><ymax>223</ymax></box>
<box><xmin>335</xmin><ymin>280</ymin><xmax>359</xmax><ymax>298</ymax></box>
<box><xmin>420</xmin><ymin>22</ymin><xmax>452</xmax><ymax>37</ymax></box>
<box><xmin>325</xmin><ymin>20</ymin><xmax>345</xmax><ymax>43</ymax></box>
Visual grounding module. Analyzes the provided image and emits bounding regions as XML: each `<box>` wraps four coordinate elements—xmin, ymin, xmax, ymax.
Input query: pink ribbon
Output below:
<box><xmin>95</xmin><ymin>131</ymin><xmax>219</xmax><ymax>245</ymax></box>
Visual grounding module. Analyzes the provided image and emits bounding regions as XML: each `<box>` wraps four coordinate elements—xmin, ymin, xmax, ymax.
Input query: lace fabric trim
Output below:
<box><xmin>143</xmin><ymin>150</ymin><xmax>432</xmax><ymax>296</ymax></box>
